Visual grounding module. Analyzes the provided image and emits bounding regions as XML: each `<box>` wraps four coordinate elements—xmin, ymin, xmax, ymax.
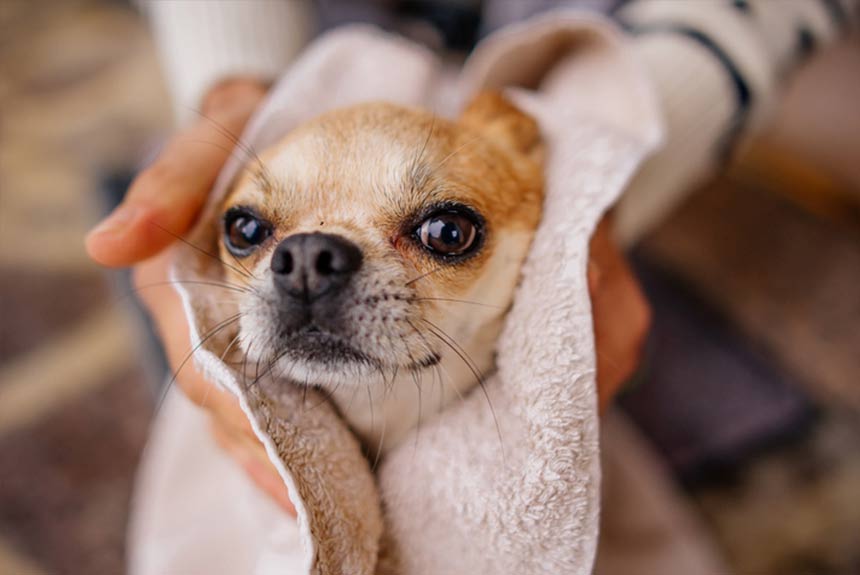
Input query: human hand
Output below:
<box><xmin>86</xmin><ymin>78</ymin><xmax>269</xmax><ymax>265</ymax></box>
<box><xmin>587</xmin><ymin>214</ymin><xmax>651</xmax><ymax>413</ymax></box>
<box><xmin>85</xmin><ymin>78</ymin><xmax>295</xmax><ymax>514</ymax></box>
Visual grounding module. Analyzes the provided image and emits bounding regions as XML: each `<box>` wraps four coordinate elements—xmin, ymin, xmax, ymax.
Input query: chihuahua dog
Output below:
<box><xmin>217</xmin><ymin>92</ymin><xmax>542</xmax><ymax>453</ymax></box>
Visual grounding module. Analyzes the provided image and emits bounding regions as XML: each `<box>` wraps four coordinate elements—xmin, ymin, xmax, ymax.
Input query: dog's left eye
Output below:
<box><xmin>223</xmin><ymin>207</ymin><xmax>272</xmax><ymax>256</ymax></box>
<box><xmin>416</xmin><ymin>210</ymin><xmax>478</xmax><ymax>257</ymax></box>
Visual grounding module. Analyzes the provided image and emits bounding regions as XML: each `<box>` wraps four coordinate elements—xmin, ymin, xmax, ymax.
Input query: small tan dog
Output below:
<box><xmin>217</xmin><ymin>93</ymin><xmax>543</xmax><ymax>453</ymax></box>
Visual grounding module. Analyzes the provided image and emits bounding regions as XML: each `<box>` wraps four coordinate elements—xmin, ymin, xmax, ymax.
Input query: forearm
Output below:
<box><xmin>612</xmin><ymin>0</ymin><xmax>856</xmax><ymax>244</ymax></box>
<box><xmin>143</xmin><ymin>0</ymin><xmax>316</xmax><ymax>124</ymax></box>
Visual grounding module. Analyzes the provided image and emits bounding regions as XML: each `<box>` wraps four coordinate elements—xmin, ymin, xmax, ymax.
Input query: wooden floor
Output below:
<box><xmin>0</xmin><ymin>1</ymin><xmax>858</xmax><ymax>573</ymax></box>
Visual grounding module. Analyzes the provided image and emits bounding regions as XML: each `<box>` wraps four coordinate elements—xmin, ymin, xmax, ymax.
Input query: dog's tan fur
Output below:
<box><xmin>219</xmin><ymin>93</ymin><xmax>543</xmax><ymax>451</ymax></box>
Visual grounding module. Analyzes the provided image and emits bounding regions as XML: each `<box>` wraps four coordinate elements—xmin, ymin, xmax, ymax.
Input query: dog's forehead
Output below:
<box><xmin>251</xmin><ymin>104</ymin><xmax>447</xmax><ymax>212</ymax></box>
<box><xmin>268</xmin><ymin>131</ymin><xmax>409</xmax><ymax>202</ymax></box>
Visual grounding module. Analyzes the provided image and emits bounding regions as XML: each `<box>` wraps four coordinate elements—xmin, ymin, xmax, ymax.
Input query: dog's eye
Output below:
<box><xmin>223</xmin><ymin>207</ymin><xmax>272</xmax><ymax>256</ymax></box>
<box><xmin>416</xmin><ymin>210</ymin><xmax>478</xmax><ymax>256</ymax></box>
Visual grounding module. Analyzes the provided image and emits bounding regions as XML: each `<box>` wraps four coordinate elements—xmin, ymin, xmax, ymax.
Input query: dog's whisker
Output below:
<box><xmin>115</xmin><ymin>280</ymin><xmax>258</xmax><ymax>312</ymax></box>
<box><xmin>155</xmin><ymin>312</ymin><xmax>244</xmax><ymax>418</ymax></box>
<box><xmin>343</xmin><ymin>372</ymin><xmax>365</xmax><ymax>417</ymax></box>
<box><xmin>371</xmin><ymin>405</ymin><xmax>388</xmax><ymax>473</ymax></box>
<box><xmin>404</xmin><ymin>319</ymin><xmax>462</xmax><ymax>452</ymax></box>
<box><xmin>219</xmin><ymin>332</ymin><xmax>244</xmax><ymax>364</ymax></box>
<box><xmin>305</xmin><ymin>369</ymin><xmax>355</xmax><ymax>412</ymax></box>
<box><xmin>271</xmin><ymin>348</ymin><xmax>299</xmax><ymax>384</ymax></box>
<box><xmin>404</xmin><ymin>319</ymin><xmax>438</xmax><ymax>368</ymax></box>
<box><xmin>172</xmin><ymin>313</ymin><xmax>244</xmax><ymax>383</ymax></box>
<box><xmin>130</xmin><ymin>279</ymin><xmax>254</xmax><ymax>295</ymax></box>
<box><xmin>253</xmin><ymin>347</ymin><xmax>265</xmax><ymax>385</ymax></box>
<box><xmin>188</xmin><ymin>106</ymin><xmax>277</xmax><ymax>194</ymax></box>
<box><xmin>377</xmin><ymin>365</ymin><xmax>390</xmax><ymax>394</ymax></box>
<box><xmin>404</xmin><ymin>266</ymin><xmax>444</xmax><ymax>287</ymax></box>
<box><xmin>245</xmin><ymin>334</ymin><xmax>283</xmax><ymax>391</ymax></box>
<box><xmin>147</xmin><ymin>220</ymin><xmax>257</xmax><ymax>281</ymax></box>
<box><xmin>421</xmin><ymin>318</ymin><xmax>506</xmax><ymax>462</ymax></box>
<box><xmin>408</xmin><ymin>113</ymin><xmax>437</xmax><ymax>191</ymax></box>
<box><xmin>366</xmin><ymin>383</ymin><xmax>375</xmax><ymax>442</ymax></box>
<box><xmin>179</xmin><ymin>138</ymin><xmax>251</xmax><ymax>164</ymax></box>
<box><xmin>432</xmin><ymin>362</ymin><xmax>448</xmax><ymax>416</ymax></box>
<box><xmin>406</xmin><ymin>320</ymin><xmax>463</xmax><ymax>401</ymax></box>
<box><xmin>433</xmin><ymin>133</ymin><xmax>484</xmax><ymax>171</ymax></box>
<box><xmin>408</xmin><ymin>367</ymin><xmax>423</xmax><ymax>453</ymax></box>
<box><xmin>240</xmin><ymin>334</ymin><xmax>259</xmax><ymax>391</ymax></box>
<box><xmin>412</xmin><ymin>297</ymin><xmax>505</xmax><ymax>310</ymax></box>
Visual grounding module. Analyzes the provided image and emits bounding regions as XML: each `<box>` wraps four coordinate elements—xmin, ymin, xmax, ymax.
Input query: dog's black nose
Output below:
<box><xmin>271</xmin><ymin>233</ymin><xmax>362</xmax><ymax>303</ymax></box>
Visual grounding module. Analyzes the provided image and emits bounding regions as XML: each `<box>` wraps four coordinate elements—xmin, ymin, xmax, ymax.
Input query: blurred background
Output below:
<box><xmin>0</xmin><ymin>1</ymin><xmax>858</xmax><ymax>573</ymax></box>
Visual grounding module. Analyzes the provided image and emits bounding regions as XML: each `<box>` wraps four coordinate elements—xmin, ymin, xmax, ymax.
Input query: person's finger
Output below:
<box><xmin>135</xmin><ymin>249</ymin><xmax>288</xmax><ymax>511</ymax></box>
<box><xmin>210</xmin><ymin>417</ymin><xmax>296</xmax><ymax>515</ymax></box>
<box><xmin>185</xmin><ymin>372</ymin><xmax>255</xmax><ymax>436</ymax></box>
<box><xmin>132</xmin><ymin>252</ymin><xmax>255</xmax><ymax>435</ymax></box>
<box><xmin>588</xmin><ymin>215</ymin><xmax>651</xmax><ymax>413</ymax></box>
<box><xmin>86</xmin><ymin>80</ymin><xmax>267</xmax><ymax>267</ymax></box>
<box><xmin>593</xmin><ymin>261</ymin><xmax>650</xmax><ymax>412</ymax></box>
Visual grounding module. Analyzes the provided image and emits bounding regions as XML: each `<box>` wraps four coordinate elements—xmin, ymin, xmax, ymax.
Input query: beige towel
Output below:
<box><xmin>130</xmin><ymin>13</ymin><xmax>682</xmax><ymax>575</ymax></box>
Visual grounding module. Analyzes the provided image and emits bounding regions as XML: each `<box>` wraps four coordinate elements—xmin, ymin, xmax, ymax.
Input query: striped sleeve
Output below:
<box><xmin>612</xmin><ymin>0</ymin><xmax>856</xmax><ymax>244</ymax></box>
<box><xmin>143</xmin><ymin>0</ymin><xmax>316</xmax><ymax>125</ymax></box>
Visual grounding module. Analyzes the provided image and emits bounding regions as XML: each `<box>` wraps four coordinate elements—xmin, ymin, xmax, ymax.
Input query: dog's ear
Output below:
<box><xmin>460</xmin><ymin>91</ymin><xmax>542</xmax><ymax>160</ymax></box>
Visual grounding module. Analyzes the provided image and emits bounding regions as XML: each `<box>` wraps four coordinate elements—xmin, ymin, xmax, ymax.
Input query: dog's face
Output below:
<box><xmin>218</xmin><ymin>93</ymin><xmax>542</xmax><ymax>433</ymax></box>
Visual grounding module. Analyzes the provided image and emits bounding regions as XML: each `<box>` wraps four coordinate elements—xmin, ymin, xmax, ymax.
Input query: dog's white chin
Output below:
<box><xmin>267</xmin><ymin>353</ymin><xmax>385</xmax><ymax>390</ymax></box>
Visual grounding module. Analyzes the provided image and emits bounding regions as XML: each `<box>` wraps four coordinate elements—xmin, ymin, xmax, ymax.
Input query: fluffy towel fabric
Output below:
<box><xmin>131</xmin><ymin>13</ymin><xmax>664</xmax><ymax>575</ymax></box>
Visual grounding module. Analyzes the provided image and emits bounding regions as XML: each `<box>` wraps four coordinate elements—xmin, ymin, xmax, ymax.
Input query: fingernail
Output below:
<box><xmin>88</xmin><ymin>205</ymin><xmax>143</xmax><ymax>238</ymax></box>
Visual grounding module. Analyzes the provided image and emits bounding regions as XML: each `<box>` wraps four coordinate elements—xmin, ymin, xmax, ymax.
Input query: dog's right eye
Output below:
<box><xmin>223</xmin><ymin>207</ymin><xmax>272</xmax><ymax>257</ymax></box>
